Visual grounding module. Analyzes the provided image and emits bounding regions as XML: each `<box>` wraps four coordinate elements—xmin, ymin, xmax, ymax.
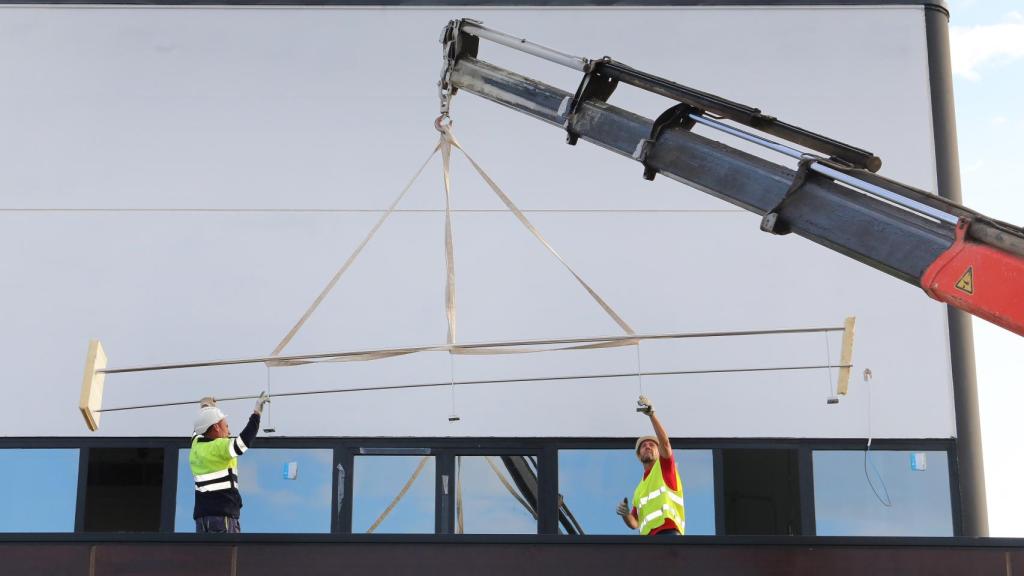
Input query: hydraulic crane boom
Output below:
<box><xmin>437</xmin><ymin>19</ymin><xmax>1024</xmax><ymax>337</ymax></box>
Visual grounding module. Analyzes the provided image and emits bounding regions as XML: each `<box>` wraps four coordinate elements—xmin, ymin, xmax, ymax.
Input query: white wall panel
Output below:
<box><xmin>0</xmin><ymin>6</ymin><xmax>954</xmax><ymax>438</ymax></box>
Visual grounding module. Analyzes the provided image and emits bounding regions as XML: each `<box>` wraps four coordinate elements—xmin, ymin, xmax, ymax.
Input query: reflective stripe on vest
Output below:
<box><xmin>194</xmin><ymin>469</ymin><xmax>232</xmax><ymax>483</ymax></box>
<box><xmin>196</xmin><ymin>479</ymin><xmax>234</xmax><ymax>493</ymax></box>
<box><xmin>633</xmin><ymin>459</ymin><xmax>686</xmax><ymax>536</ymax></box>
<box><xmin>228</xmin><ymin>436</ymin><xmax>248</xmax><ymax>458</ymax></box>
<box><xmin>192</xmin><ymin>467</ymin><xmax>238</xmax><ymax>492</ymax></box>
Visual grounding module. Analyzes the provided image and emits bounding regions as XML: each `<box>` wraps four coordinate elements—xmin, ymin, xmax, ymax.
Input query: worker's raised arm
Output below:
<box><xmin>232</xmin><ymin>413</ymin><xmax>259</xmax><ymax>457</ymax></box>
<box><xmin>234</xmin><ymin>392</ymin><xmax>270</xmax><ymax>454</ymax></box>
<box><xmin>638</xmin><ymin>395</ymin><xmax>672</xmax><ymax>459</ymax></box>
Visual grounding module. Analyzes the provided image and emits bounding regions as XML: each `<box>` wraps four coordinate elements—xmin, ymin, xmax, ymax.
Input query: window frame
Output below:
<box><xmin>0</xmin><ymin>436</ymin><xmax>959</xmax><ymax>537</ymax></box>
<box><xmin>810</xmin><ymin>446</ymin><xmax>959</xmax><ymax>537</ymax></box>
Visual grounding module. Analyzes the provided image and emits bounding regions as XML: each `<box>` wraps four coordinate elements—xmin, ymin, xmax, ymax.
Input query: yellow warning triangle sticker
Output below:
<box><xmin>955</xmin><ymin>266</ymin><xmax>974</xmax><ymax>295</ymax></box>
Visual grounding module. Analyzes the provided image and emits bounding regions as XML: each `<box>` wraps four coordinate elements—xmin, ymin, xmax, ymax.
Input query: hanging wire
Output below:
<box><xmin>263</xmin><ymin>365</ymin><xmax>275</xmax><ymax>433</ymax></box>
<box><xmin>863</xmin><ymin>368</ymin><xmax>892</xmax><ymax>507</ymax></box>
<box><xmin>448</xmin><ymin>353</ymin><xmax>460</xmax><ymax>422</ymax></box>
<box><xmin>634</xmin><ymin>341</ymin><xmax>644</xmax><ymax>396</ymax></box>
<box><xmin>823</xmin><ymin>330</ymin><xmax>836</xmax><ymax>402</ymax></box>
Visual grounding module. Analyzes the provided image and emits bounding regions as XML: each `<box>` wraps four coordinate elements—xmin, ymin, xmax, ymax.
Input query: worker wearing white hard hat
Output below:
<box><xmin>615</xmin><ymin>395</ymin><xmax>686</xmax><ymax>536</ymax></box>
<box><xmin>189</xmin><ymin>392</ymin><xmax>270</xmax><ymax>534</ymax></box>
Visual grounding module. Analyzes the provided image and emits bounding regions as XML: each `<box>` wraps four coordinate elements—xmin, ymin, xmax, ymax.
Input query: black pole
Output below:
<box><xmin>925</xmin><ymin>4</ymin><xmax>988</xmax><ymax>537</ymax></box>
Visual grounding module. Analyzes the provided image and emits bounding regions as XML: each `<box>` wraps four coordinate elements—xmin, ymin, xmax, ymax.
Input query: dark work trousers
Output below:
<box><xmin>196</xmin><ymin>516</ymin><xmax>241</xmax><ymax>534</ymax></box>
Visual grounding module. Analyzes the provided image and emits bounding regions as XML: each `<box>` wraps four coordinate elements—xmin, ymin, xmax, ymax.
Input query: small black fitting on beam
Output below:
<box><xmin>564</xmin><ymin>59</ymin><xmax>618</xmax><ymax>146</ymax></box>
<box><xmin>760</xmin><ymin>157</ymin><xmax>819</xmax><ymax>236</ymax></box>
<box><xmin>635</xmin><ymin>103</ymin><xmax>701</xmax><ymax>181</ymax></box>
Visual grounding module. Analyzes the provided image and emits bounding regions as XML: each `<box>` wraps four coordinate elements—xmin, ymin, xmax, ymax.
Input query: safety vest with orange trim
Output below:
<box><xmin>632</xmin><ymin>460</ymin><xmax>685</xmax><ymax>535</ymax></box>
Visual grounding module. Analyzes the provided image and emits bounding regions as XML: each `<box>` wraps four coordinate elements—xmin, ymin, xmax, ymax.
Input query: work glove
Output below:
<box><xmin>254</xmin><ymin>391</ymin><xmax>271</xmax><ymax>415</ymax></box>
<box><xmin>199</xmin><ymin>396</ymin><xmax>217</xmax><ymax>408</ymax></box>
<box><xmin>637</xmin><ymin>395</ymin><xmax>654</xmax><ymax>415</ymax></box>
<box><xmin>616</xmin><ymin>498</ymin><xmax>630</xmax><ymax>518</ymax></box>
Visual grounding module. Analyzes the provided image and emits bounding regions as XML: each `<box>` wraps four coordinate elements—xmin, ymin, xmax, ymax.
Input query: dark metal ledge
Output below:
<box><xmin>2</xmin><ymin>534</ymin><xmax>1021</xmax><ymax>576</ymax></box>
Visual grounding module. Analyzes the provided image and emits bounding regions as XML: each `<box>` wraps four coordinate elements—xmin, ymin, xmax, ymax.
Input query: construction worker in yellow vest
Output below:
<box><xmin>190</xmin><ymin>392</ymin><xmax>270</xmax><ymax>534</ymax></box>
<box><xmin>616</xmin><ymin>395</ymin><xmax>685</xmax><ymax>536</ymax></box>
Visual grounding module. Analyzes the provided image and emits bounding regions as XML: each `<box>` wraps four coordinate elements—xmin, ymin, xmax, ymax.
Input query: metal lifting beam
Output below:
<box><xmin>440</xmin><ymin>20</ymin><xmax>1024</xmax><ymax>337</ymax></box>
<box><xmin>449</xmin><ymin>56</ymin><xmax>950</xmax><ymax>282</ymax></box>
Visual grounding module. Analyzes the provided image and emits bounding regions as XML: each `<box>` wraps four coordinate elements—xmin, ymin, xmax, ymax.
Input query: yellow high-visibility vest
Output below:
<box><xmin>190</xmin><ymin>435</ymin><xmax>248</xmax><ymax>493</ymax></box>
<box><xmin>632</xmin><ymin>460</ymin><xmax>685</xmax><ymax>535</ymax></box>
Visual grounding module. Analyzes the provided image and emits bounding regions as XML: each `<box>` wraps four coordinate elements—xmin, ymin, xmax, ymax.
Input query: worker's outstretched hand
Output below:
<box><xmin>637</xmin><ymin>395</ymin><xmax>654</xmax><ymax>415</ymax></box>
<box><xmin>199</xmin><ymin>396</ymin><xmax>217</xmax><ymax>408</ymax></box>
<box><xmin>254</xmin><ymin>391</ymin><xmax>271</xmax><ymax>415</ymax></box>
<box><xmin>616</xmin><ymin>498</ymin><xmax>630</xmax><ymax>518</ymax></box>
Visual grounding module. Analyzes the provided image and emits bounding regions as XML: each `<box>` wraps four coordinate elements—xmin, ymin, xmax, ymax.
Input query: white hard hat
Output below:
<box><xmin>194</xmin><ymin>406</ymin><xmax>226</xmax><ymax>436</ymax></box>
<box><xmin>635</xmin><ymin>435</ymin><xmax>659</xmax><ymax>455</ymax></box>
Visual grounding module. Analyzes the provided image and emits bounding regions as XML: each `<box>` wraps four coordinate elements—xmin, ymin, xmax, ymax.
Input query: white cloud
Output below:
<box><xmin>991</xmin><ymin>116</ymin><xmax>1009</xmax><ymax>126</ymax></box>
<box><xmin>950</xmin><ymin>12</ymin><xmax>1024</xmax><ymax>80</ymax></box>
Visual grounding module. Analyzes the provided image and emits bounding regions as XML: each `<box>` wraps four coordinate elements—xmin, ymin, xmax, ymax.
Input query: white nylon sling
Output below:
<box><xmin>268</xmin><ymin>125</ymin><xmax>635</xmax><ymax>363</ymax></box>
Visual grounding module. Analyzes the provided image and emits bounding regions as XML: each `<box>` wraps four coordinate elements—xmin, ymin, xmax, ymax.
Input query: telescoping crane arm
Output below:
<box><xmin>438</xmin><ymin>19</ymin><xmax>1024</xmax><ymax>337</ymax></box>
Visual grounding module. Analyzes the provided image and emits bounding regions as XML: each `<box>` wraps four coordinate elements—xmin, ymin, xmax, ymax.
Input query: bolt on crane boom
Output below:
<box><xmin>438</xmin><ymin>19</ymin><xmax>1024</xmax><ymax>337</ymax></box>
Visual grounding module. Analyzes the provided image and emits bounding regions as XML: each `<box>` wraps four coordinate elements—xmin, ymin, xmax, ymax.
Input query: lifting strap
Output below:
<box><xmin>484</xmin><ymin>456</ymin><xmax>538</xmax><ymax>519</ymax></box>
<box><xmin>440</xmin><ymin>126</ymin><xmax>635</xmax><ymax>337</ymax></box>
<box><xmin>271</xmin><ymin>142</ymin><xmax>442</xmax><ymax>357</ymax></box>
<box><xmin>367</xmin><ymin>455</ymin><xmax>431</xmax><ymax>533</ymax></box>
<box><xmin>270</xmin><ymin>124</ymin><xmax>635</xmax><ymax>364</ymax></box>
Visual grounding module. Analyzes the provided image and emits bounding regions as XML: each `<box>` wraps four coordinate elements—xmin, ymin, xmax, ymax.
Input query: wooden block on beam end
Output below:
<box><xmin>836</xmin><ymin>317</ymin><xmax>856</xmax><ymax>396</ymax></box>
<box><xmin>79</xmin><ymin>340</ymin><xmax>107</xmax><ymax>432</ymax></box>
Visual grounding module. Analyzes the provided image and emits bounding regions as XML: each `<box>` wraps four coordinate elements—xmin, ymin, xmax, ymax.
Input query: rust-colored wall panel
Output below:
<box><xmin>4</xmin><ymin>540</ymin><xmax>1024</xmax><ymax>576</ymax></box>
<box><xmin>93</xmin><ymin>544</ymin><xmax>234</xmax><ymax>576</ymax></box>
<box><xmin>1</xmin><ymin>544</ymin><xmax>90</xmax><ymax>576</ymax></box>
<box><xmin>1007</xmin><ymin>550</ymin><xmax>1024</xmax><ymax>576</ymax></box>
<box><xmin>675</xmin><ymin>545</ymin><xmax>1007</xmax><ymax>576</ymax></box>
<box><xmin>236</xmin><ymin>542</ymin><xmax>1013</xmax><ymax>576</ymax></box>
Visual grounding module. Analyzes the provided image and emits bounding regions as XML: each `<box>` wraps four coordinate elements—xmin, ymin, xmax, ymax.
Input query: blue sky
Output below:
<box><xmin>947</xmin><ymin>0</ymin><xmax>1024</xmax><ymax>537</ymax></box>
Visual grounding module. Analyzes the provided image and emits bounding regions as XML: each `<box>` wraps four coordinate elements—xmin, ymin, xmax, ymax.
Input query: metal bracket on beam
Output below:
<box><xmin>760</xmin><ymin>157</ymin><xmax>819</xmax><ymax>236</ymax></box>
<box><xmin>635</xmin><ymin>103</ymin><xmax>702</xmax><ymax>181</ymax></box>
<box><xmin>564</xmin><ymin>59</ymin><xmax>618</xmax><ymax>146</ymax></box>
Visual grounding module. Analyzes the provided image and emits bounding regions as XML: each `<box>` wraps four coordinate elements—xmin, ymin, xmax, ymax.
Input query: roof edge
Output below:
<box><xmin>0</xmin><ymin>0</ymin><xmax>951</xmax><ymax>10</ymax></box>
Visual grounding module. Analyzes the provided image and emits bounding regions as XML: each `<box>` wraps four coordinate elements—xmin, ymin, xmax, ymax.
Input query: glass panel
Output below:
<box><xmin>722</xmin><ymin>448</ymin><xmax>801</xmax><ymax>535</ymax></box>
<box><xmin>175</xmin><ymin>448</ymin><xmax>332</xmax><ymax>533</ymax></box>
<box><xmin>813</xmin><ymin>450</ymin><xmax>953</xmax><ymax>536</ymax></box>
<box><xmin>0</xmin><ymin>449</ymin><xmax>79</xmax><ymax>532</ymax></box>
<box><xmin>85</xmin><ymin>447</ymin><xmax>164</xmax><ymax>532</ymax></box>
<box><xmin>455</xmin><ymin>455</ymin><xmax>537</xmax><ymax>534</ymax></box>
<box><xmin>352</xmin><ymin>455</ymin><xmax>435</xmax><ymax>533</ymax></box>
<box><xmin>558</xmin><ymin>449</ymin><xmax>715</xmax><ymax>535</ymax></box>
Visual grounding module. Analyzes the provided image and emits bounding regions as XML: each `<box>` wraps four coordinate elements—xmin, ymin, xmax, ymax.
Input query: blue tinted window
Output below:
<box><xmin>0</xmin><ymin>449</ymin><xmax>79</xmax><ymax>532</ymax></box>
<box><xmin>813</xmin><ymin>450</ymin><xmax>953</xmax><ymax>536</ymax></box>
<box><xmin>353</xmin><ymin>455</ymin><xmax>435</xmax><ymax>533</ymax></box>
<box><xmin>455</xmin><ymin>456</ymin><xmax>537</xmax><ymax>534</ymax></box>
<box><xmin>175</xmin><ymin>448</ymin><xmax>332</xmax><ymax>533</ymax></box>
<box><xmin>558</xmin><ymin>449</ymin><xmax>715</xmax><ymax>535</ymax></box>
